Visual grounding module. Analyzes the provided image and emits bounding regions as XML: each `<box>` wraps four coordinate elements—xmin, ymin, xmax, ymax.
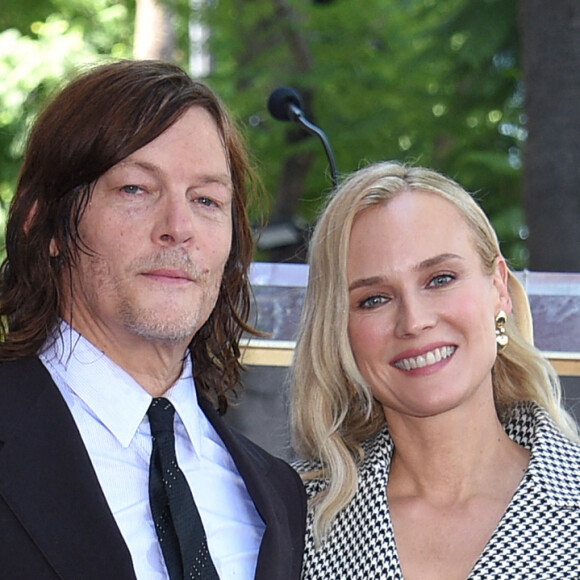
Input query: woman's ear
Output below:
<box><xmin>492</xmin><ymin>257</ymin><xmax>512</xmax><ymax>316</ymax></box>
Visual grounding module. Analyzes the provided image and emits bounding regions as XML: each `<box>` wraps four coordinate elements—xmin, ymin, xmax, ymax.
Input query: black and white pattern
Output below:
<box><xmin>295</xmin><ymin>403</ymin><xmax>580</xmax><ymax>579</ymax></box>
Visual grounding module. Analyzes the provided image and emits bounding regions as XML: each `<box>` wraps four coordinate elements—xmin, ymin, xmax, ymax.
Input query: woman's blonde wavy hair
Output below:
<box><xmin>290</xmin><ymin>161</ymin><xmax>579</xmax><ymax>544</ymax></box>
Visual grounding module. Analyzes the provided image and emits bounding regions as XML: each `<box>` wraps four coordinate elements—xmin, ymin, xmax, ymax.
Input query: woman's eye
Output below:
<box><xmin>359</xmin><ymin>295</ymin><xmax>388</xmax><ymax>309</ymax></box>
<box><xmin>428</xmin><ymin>274</ymin><xmax>454</xmax><ymax>288</ymax></box>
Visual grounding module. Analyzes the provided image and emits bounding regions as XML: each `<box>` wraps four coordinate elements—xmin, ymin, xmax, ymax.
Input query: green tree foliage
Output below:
<box><xmin>0</xmin><ymin>0</ymin><xmax>133</xmax><ymax>247</ymax></box>
<box><xmin>1</xmin><ymin>0</ymin><xmax>526</xmax><ymax>265</ymax></box>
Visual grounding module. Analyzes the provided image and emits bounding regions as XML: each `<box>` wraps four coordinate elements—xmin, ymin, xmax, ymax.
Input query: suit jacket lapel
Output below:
<box><xmin>0</xmin><ymin>358</ymin><xmax>136</xmax><ymax>580</ymax></box>
<box><xmin>198</xmin><ymin>395</ymin><xmax>303</xmax><ymax>580</ymax></box>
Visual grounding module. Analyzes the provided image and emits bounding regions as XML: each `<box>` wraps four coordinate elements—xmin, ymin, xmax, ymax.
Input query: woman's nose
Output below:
<box><xmin>394</xmin><ymin>294</ymin><xmax>436</xmax><ymax>338</ymax></box>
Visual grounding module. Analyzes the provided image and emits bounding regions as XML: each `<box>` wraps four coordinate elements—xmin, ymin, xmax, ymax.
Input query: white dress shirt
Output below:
<box><xmin>39</xmin><ymin>322</ymin><xmax>265</xmax><ymax>580</ymax></box>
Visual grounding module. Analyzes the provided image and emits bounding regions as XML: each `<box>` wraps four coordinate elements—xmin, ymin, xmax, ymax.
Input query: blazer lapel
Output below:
<box><xmin>0</xmin><ymin>358</ymin><xmax>136</xmax><ymax>580</ymax></box>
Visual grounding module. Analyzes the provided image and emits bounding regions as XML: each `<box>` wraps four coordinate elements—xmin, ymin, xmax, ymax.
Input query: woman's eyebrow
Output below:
<box><xmin>348</xmin><ymin>254</ymin><xmax>464</xmax><ymax>292</ymax></box>
<box><xmin>414</xmin><ymin>253</ymin><xmax>463</xmax><ymax>271</ymax></box>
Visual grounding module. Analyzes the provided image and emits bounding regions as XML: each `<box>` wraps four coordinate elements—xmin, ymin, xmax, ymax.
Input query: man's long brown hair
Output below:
<box><xmin>0</xmin><ymin>59</ymin><xmax>261</xmax><ymax>412</ymax></box>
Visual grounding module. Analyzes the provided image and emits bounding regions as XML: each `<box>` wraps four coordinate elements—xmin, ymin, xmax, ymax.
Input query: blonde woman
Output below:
<box><xmin>291</xmin><ymin>161</ymin><xmax>580</xmax><ymax>579</ymax></box>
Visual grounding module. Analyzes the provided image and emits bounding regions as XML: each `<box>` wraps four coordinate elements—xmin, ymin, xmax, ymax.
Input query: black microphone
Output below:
<box><xmin>267</xmin><ymin>87</ymin><xmax>338</xmax><ymax>189</ymax></box>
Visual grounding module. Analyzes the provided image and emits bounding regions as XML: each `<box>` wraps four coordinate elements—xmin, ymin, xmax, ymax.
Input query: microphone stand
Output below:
<box><xmin>268</xmin><ymin>87</ymin><xmax>339</xmax><ymax>190</ymax></box>
<box><xmin>284</xmin><ymin>102</ymin><xmax>338</xmax><ymax>190</ymax></box>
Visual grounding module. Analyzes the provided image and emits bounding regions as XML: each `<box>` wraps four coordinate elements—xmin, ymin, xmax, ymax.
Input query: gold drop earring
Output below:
<box><xmin>495</xmin><ymin>310</ymin><xmax>508</xmax><ymax>353</ymax></box>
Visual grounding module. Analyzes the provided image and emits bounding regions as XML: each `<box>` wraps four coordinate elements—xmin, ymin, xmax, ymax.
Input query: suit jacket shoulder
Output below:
<box><xmin>0</xmin><ymin>357</ymin><xmax>137</xmax><ymax>580</ymax></box>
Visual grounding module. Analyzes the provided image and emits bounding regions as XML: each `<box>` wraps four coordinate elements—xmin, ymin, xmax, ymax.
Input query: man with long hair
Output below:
<box><xmin>0</xmin><ymin>60</ymin><xmax>305</xmax><ymax>580</ymax></box>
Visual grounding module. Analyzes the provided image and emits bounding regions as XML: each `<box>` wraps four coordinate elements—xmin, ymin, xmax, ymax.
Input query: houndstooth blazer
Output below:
<box><xmin>295</xmin><ymin>402</ymin><xmax>580</xmax><ymax>579</ymax></box>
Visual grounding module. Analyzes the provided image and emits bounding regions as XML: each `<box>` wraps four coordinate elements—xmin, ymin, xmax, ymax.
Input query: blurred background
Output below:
<box><xmin>1</xmin><ymin>0</ymin><xmax>579</xmax><ymax>457</ymax></box>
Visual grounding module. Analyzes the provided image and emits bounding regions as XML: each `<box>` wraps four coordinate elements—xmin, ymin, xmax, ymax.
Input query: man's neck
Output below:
<box><xmin>58</xmin><ymin>317</ymin><xmax>191</xmax><ymax>396</ymax></box>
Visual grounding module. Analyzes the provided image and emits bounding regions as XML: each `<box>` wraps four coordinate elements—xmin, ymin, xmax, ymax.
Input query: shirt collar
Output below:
<box><xmin>40</xmin><ymin>321</ymin><xmax>202</xmax><ymax>451</ymax></box>
<box><xmin>504</xmin><ymin>402</ymin><xmax>580</xmax><ymax>508</ymax></box>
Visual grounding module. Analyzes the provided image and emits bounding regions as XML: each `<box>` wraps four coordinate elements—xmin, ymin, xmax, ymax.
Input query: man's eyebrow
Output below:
<box><xmin>196</xmin><ymin>174</ymin><xmax>233</xmax><ymax>189</ymax></box>
<box><xmin>113</xmin><ymin>160</ymin><xmax>232</xmax><ymax>188</ymax></box>
<box><xmin>348</xmin><ymin>253</ymin><xmax>464</xmax><ymax>292</ymax></box>
<box><xmin>114</xmin><ymin>159</ymin><xmax>162</xmax><ymax>175</ymax></box>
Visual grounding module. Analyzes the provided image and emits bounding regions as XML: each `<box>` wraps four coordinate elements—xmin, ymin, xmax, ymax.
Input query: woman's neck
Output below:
<box><xmin>385</xmin><ymin>399</ymin><xmax>530</xmax><ymax>503</ymax></box>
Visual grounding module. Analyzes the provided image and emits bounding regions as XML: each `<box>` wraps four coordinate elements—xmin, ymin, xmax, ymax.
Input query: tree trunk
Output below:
<box><xmin>263</xmin><ymin>0</ymin><xmax>316</xmax><ymax>262</ymax></box>
<box><xmin>133</xmin><ymin>0</ymin><xmax>176</xmax><ymax>61</ymax></box>
<box><xmin>519</xmin><ymin>0</ymin><xmax>580</xmax><ymax>271</ymax></box>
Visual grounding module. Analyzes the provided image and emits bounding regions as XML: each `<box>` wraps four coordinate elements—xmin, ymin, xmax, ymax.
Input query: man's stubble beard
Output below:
<box><xmin>88</xmin><ymin>249</ymin><xmax>224</xmax><ymax>345</ymax></box>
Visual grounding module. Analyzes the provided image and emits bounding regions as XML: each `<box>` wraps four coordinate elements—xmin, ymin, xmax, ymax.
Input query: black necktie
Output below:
<box><xmin>147</xmin><ymin>397</ymin><xmax>220</xmax><ymax>580</ymax></box>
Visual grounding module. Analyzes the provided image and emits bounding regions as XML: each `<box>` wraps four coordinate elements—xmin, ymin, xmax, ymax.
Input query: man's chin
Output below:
<box><xmin>121</xmin><ymin>311</ymin><xmax>201</xmax><ymax>345</ymax></box>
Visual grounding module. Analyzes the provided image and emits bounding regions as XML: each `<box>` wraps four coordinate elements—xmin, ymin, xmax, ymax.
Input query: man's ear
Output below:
<box><xmin>25</xmin><ymin>200</ymin><xmax>60</xmax><ymax>257</ymax></box>
<box><xmin>49</xmin><ymin>238</ymin><xmax>59</xmax><ymax>257</ymax></box>
<box><xmin>23</xmin><ymin>200</ymin><xmax>38</xmax><ymax>234</ymax></box>
<box><xmin>492</xmin><ymin>257</ymin><xmax>512</xmax><ymax>316</ymax></box>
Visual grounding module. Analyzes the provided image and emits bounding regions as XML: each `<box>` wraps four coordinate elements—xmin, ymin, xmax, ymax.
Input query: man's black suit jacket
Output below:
<box><xmin>0</xmin><ymin>357</ymin><xmax>306</xmax><ymax>579</ymax></box>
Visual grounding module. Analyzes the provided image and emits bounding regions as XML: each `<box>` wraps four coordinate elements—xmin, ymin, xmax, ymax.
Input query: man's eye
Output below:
<box><xmin>121</xmin><ymin>185</ymin><xmax>142</xmax><ymax>194</ymax></box>
<box><xmin>196</xmin><ymin>196</ymin><xmax>216</xmax><ymax>207</ymax></box>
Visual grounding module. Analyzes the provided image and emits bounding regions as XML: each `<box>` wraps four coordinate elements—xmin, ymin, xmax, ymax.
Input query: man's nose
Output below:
<box><xmin>153</xmin><ymin>193</ymin><xmax>194</xmax><ymax>246</ymax></box>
